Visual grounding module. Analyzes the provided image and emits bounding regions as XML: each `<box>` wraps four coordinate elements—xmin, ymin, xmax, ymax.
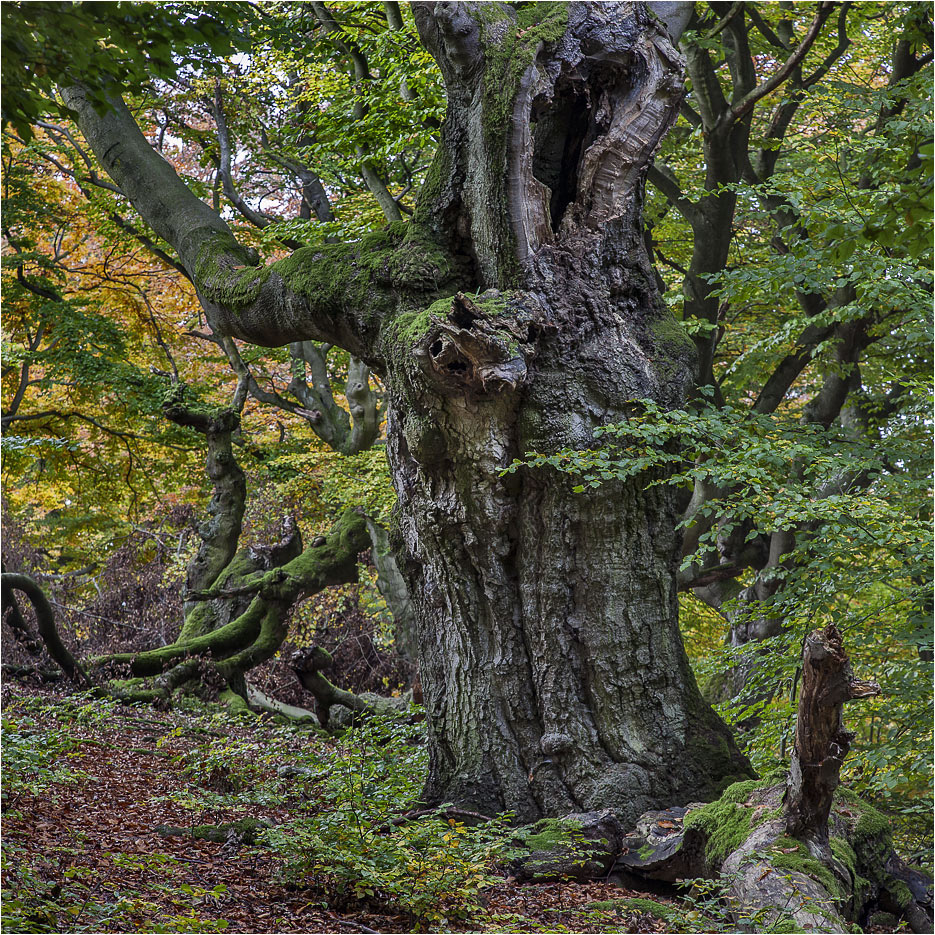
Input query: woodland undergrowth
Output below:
<box><xmin>1</xmin><ymin>684</ymin><xmax>917</xmax><ymax>935</ymax></box>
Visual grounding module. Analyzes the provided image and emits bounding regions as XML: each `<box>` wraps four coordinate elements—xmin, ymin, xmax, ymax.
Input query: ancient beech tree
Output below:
<box><xmin>61</xmin><ymin>1</ymin><xmax>751</xmax><ymax>823</ymax></box>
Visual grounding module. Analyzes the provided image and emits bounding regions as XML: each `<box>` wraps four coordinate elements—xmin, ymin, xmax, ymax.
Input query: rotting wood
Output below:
<box><xmin>785</xmin><ymin>623</ymin><xmax>880</xmax><ymax>845</ymax></box>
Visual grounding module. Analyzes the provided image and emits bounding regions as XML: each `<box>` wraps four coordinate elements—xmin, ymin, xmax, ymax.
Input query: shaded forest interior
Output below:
<box><xmin>2</xmin><ymin>0</ymin><xmax>933</xmax><ymax>932</ymax></box>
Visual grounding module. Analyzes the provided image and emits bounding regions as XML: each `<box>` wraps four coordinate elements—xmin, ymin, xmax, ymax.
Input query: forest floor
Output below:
<box><xmin>0</xmin><ymin>683</ymin><xmax>909</xmax><ymax>935</ymax></box>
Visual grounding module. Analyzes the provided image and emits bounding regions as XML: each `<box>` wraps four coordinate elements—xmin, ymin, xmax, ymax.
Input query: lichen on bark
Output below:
<box><xmin>66</xmin><ymin>0</ymin><xmax>750</xmax><ymax>827</ymax></box>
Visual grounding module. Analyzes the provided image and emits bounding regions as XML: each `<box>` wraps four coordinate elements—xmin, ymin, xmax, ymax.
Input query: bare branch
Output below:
<box><xmin>211</xmin><ymin>81</ymin><xmax>273</xmax><ymax>230</ymax></box>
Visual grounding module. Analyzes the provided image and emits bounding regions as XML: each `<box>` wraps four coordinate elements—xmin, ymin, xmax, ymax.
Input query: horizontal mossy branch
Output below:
<box><xmin>1</xmin><ymin>572</ymin><xmax>91</xmax><ymax>686</ymax></box>
<box><xmin>193</xmin><ymin>221</ymin><xmax>459</xmax><ymax>357</ymax></box>
<box><xmin>92</xmin><ymin>510</ymin><xmax>371</xmax><ymax>680</ymax></box>
<box><xmin>64</xmin><ymin>82</ymin><xmax>464</xmax><ymax>358</ymax></box>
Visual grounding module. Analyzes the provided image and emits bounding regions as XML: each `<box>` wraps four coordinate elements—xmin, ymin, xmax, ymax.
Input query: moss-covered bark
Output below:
<box><xmin>86</xmin><ymin>510</ymin><xmax>370</xmax><ymax>703</ymax></box>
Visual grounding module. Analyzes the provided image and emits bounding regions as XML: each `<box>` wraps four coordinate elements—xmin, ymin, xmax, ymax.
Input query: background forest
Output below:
<box><xmin>1</xmin><ymin>1</ymin><xmax>932</xmax><ymax>932</ymax></box>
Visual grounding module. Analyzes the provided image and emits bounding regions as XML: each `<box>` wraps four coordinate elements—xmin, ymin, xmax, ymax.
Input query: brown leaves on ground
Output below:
<box><xmin>2</xmin><ymin>685</ymin><xmax>680</xmax><ymax>934</ymax></box>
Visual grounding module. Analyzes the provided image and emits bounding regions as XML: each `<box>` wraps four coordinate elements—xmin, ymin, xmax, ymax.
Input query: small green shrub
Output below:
<box><xmin>1</xmin><ymin>711</ymin><xmax>86</xmax><ymax>801</ymax></box>
<box><xmin>261</xmin><ymin>713</ymin><xmax>514</xmax><ymax>929</ymax></box>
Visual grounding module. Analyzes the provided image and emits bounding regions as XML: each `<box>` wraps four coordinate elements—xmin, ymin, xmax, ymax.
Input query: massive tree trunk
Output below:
<box><xmin>63</xmin><ymin>1</ymin><xmax>749</xmax><ymax>825</ymax></box>
<box><xmin>384</xmin><ymin>2</ymin><xmax>749</xmax><ymax>823</ymax></box>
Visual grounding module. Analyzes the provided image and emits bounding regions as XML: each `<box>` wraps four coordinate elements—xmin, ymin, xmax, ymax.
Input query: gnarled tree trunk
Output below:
<box><xmin>381</xmin><ymin>3</ymin><xmax>749</xmax><ymax>822</ymax></box>
<box><xmin>63</xmin><ymin>1</ymin><xmax>749</xmax><ymax>824</ymax></box>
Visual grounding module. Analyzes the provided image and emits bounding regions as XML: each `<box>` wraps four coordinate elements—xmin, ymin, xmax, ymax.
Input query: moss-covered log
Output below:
<box><xmin>604</xmin><ymin>627</ymin><xmax>932</xmax><ymax>932</ymax></box>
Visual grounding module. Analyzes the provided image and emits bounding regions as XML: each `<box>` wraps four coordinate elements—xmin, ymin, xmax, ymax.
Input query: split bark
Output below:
<box><xmin>785</xmin><ymin>624</ymin><xmax>880</xmax><ymax>846</ymax></box>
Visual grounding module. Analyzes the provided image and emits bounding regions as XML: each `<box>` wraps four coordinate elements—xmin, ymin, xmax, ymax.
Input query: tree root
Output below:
<box><xmin>243</xmin><ymin>681</ymin><xmax>320</xmax><ymax>725</ymax></box>
<box><xmin>288</xmin><ymin>645</ymin><xmax>416</xmax><ymax>729</ymax></box>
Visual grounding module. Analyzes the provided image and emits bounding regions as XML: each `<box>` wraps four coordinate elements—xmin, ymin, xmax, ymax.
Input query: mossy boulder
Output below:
<box><xmin>615</xmin><ymin>776</ymin><xmax>784</xmax><ymax>882</ymax></box>
<box><xmin>509</xmin><ymin>810</ymin><xmax>623</xmax><ymax>882</ymax></box>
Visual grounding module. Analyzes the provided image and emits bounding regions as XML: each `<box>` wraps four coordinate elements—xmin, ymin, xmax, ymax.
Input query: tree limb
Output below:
<box><xmin>211</xmin><ymin>80</ymin><xmax>274</xmax><ymax>230</ymax></box>
<box><xmin>724</xmin><ymin>2</ymin><xmax>835</xmax><ymax>126</ymax></box>
<box><xmin>1</xmin><ymin>573</ymin><xmax>91</xmax><ymax>685</ymax></box>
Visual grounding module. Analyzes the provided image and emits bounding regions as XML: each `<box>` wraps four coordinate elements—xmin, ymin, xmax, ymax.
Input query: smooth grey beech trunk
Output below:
<box><xmin>63</xmin><ymin>1</ymin><xmax>750</xmax><ymax>825</ymax></box>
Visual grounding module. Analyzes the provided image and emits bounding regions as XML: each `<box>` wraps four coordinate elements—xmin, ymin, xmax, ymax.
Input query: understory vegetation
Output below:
<box><xmin>6</xmin><ymin>686</ymin><xmax>911</xmax><ymax>935</ymax></box>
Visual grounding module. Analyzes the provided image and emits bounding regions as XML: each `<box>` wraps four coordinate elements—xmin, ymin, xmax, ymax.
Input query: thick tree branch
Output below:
<box><xmin>61</xmin><ymin>84</ymin><xmax>456</xmax><ymax>357</ymax></box>
<box><xmin>94</xmin><ymin>509</ymin><xmax>370</xmax><ymax>679</ymax></box>
<box><xmin>60</xmin><ymin>86</ymin><xmax>234</xmax><ymax>274</ymax></box>
<box><xmin>1</xmin><ymin>573</ymin><xmax>91</xmax><ymax>685</ymax></box>
<box><xmin>161</xmin><ymin>387</ymin><xmax>247</xmax><ymax>600</ymax></box>
<box><xmin>723</xmin><ymin>2</ymin><xmax>835</xmax><ymax>126</ymax></box>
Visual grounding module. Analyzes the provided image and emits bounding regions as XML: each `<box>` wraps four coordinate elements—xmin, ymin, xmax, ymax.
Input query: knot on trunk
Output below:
<box><xmin>412</xmin><ymin>291</ymin><xmax>550</xmax><ymax>396</ymax></box>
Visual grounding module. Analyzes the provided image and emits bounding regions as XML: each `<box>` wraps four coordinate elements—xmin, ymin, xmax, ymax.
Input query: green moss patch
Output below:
<box><xmin>196</xmin><ymin>222</ymin><xmax>455</xmax><ymax>340</ymax></box>
<box><xmin>588</xmin><ymin>897</ymin><xmax>679</xmax><ymax>921</ymax></box>
<box><xmin>516</xmin><ymin>817</ymin><xmax>580</xmax><ymax>852</ymax></box>
<box><xmin>770</xmin><ymin>835</ymin><xmax>842</xmax><ymax>899</ymax></box>
<box><xmin>683</xmin><ymin>777</ymin><xmax>778</xmax><ymax>866</ymax></box>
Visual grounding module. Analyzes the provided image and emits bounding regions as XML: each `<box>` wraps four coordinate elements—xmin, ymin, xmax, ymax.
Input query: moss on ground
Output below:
<box><xmin>588</xmin><ymin>897</ymin><xmax>679</xmax><ymax>921</ymax></box>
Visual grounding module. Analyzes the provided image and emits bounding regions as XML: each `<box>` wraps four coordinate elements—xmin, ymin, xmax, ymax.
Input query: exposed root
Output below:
<box><xmin>244</xmin><ymin>682</ymin><xmax>320</xmax><ymax>725</ymax></box>
<box><xmin>289</xmin><ymin>645</ymin><xmax>416</xmax><ymax>729</ymax></box>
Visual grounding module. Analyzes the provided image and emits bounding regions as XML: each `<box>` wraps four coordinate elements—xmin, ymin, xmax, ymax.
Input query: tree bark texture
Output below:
<box><xmin>785</xmin><ymin>624</ymin><xmax>880</xmax><ymax>845</ymax></box>
<box><xmin>382</xmin><ymin>2</ymin><xmax>750</xmax><ymax>822</ymax></box>
<box><xmin>65</xmin><ymin>1</ymin><xmax>751</xmax><ymax>824</ymax></box>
